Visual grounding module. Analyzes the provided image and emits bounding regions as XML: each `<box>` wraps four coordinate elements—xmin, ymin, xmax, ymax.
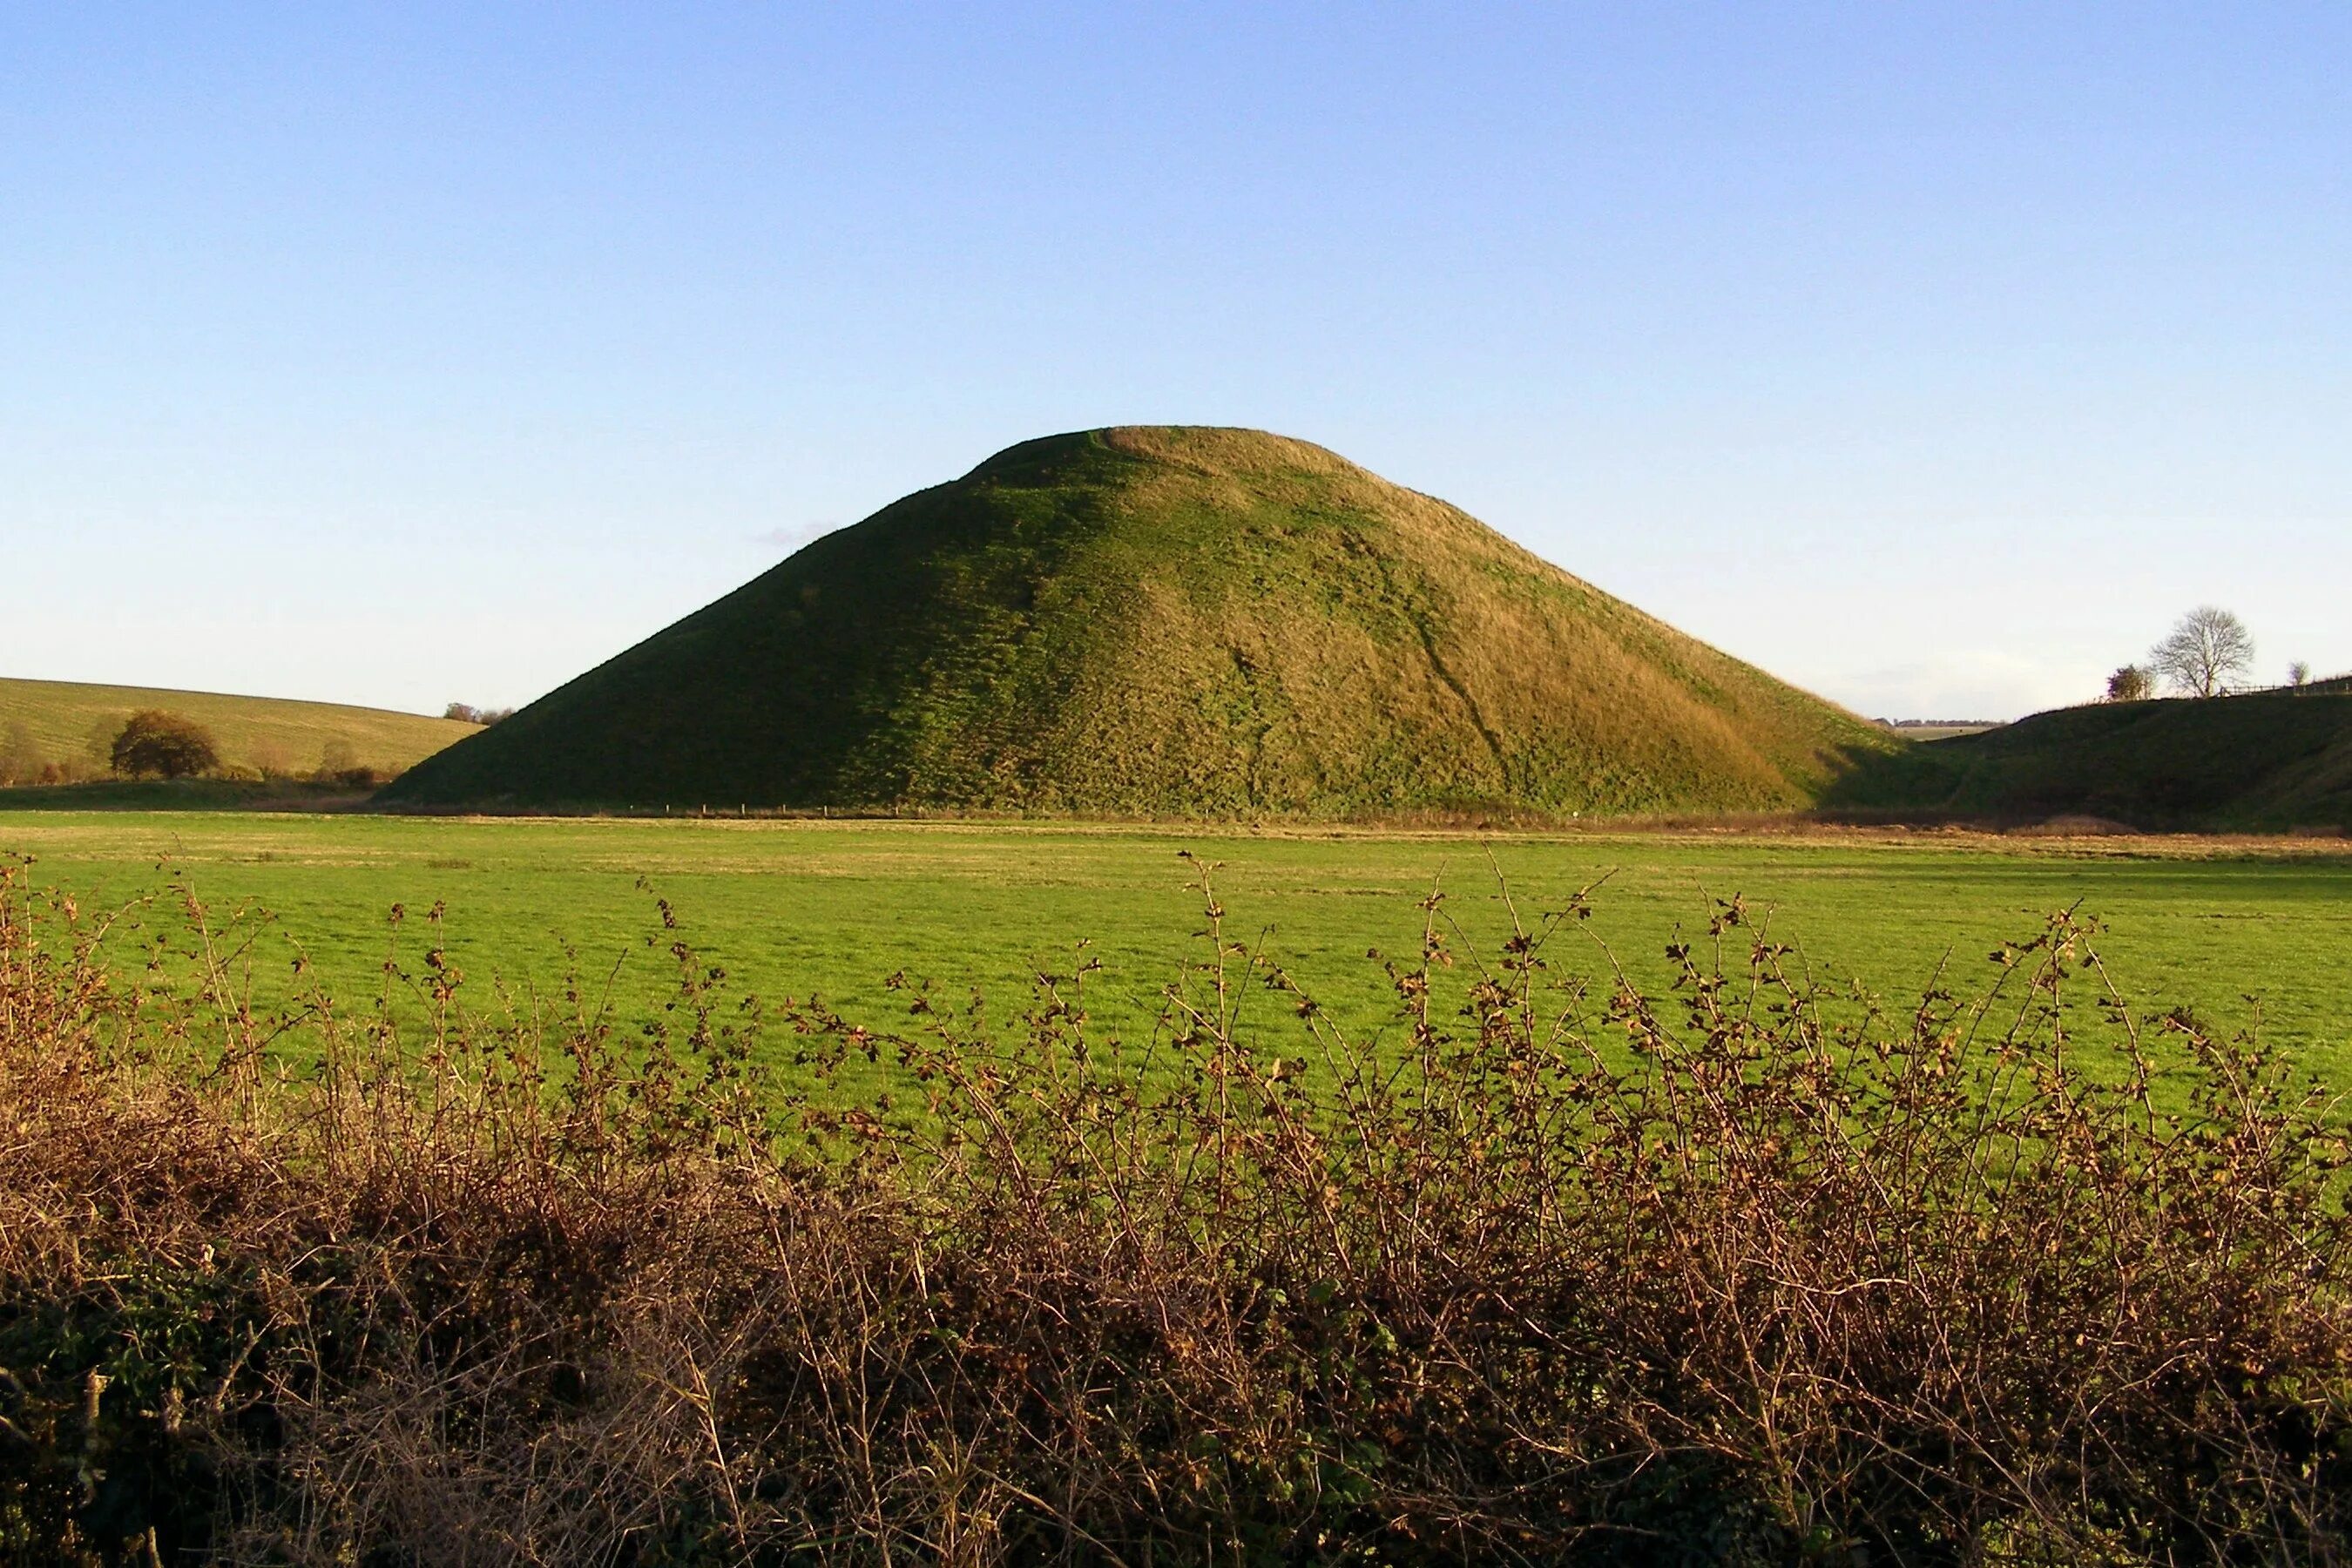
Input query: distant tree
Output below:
<box><xmin>444</xmin><ymin>702</ymin><xmax>515</xmax><ymax>726</ymax></box>
<box><xmin>110</xmin><ymin>710</ymin><xmax>220</xmax><ymax>779</ymax></box>
<box><xmin>2288</xmin><ymin>661</ymin><xmax>2311</xmax><ymax>690</ymax></box>
<box><xmin>2105</xmin><ymin>664</ymin><xmax>2154</xmax><ymax>703</ymax></box>
<box><xmin>317</xmin><ymin>739</ymin><xmax>360</xmax><ymax>778</ymax></box>
<box><xmin>2148</xmin><ymin>607</ymin><xmax>2254</xmax><ymax>698</ymax></box>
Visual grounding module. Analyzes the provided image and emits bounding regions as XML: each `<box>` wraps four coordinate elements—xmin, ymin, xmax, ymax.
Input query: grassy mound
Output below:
<box><xmin>1826</xmin><ymin>693</ymin><xmax>2352</xmax><ymax>831</ymax></box>
<box><xmin>0</xmin><ymin>676</ymin><xmax>472</xmax><ymax>782</ymax></box>
<box><xmin>383</xmin><ymin>427</ymin><xmax>1891</xmax><ymax>817</ymax></box>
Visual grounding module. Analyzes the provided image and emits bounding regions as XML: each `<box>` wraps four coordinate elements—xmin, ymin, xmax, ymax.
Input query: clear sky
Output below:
<box><xmin>5</xmin><ymin>3</ymin><xmax>2346</xmax><ymax>721</ymax></box>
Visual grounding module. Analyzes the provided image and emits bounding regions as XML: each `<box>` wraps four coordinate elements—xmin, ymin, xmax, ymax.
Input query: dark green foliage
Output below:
<box><xmin>0</xmin><ymin>777</ymin><xmax>381</xmax><ymax>812</ymax></box>
<box><xmin>1827</xmin><ymin>692</ymin><xmax>2352</xmax><ymax>830</ymax></box>
<box><xmin>107</xmin><ymin>710</ymin><xmax>219</xmax><ymax>780</ymax></box>
<box><xmin>0</xmin><ymin>1270</ymin><xmax>270</xmax><ymax>1565</ymax></box>
<box><xmin>383</xmin><ymin>427</ymin><xmax>1893</xmax><ymax>818</ymax></box>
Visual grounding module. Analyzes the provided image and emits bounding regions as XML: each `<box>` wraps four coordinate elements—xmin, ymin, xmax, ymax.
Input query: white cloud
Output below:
<box><xmin>751</xmin><ymin>523</ymin><xmax>831</xmax><ymax>553</ymax></box>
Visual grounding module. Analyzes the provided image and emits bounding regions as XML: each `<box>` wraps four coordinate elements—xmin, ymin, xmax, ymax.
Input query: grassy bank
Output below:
<box><xmin>0</xmin><ymin>778</ymin><xmax>380</xmax><ymax>812</ymax></box>
<box><xmin>1826</xmin><ymin>693</ymin><xmax>2352</xmax><ymax>832</ymax></box>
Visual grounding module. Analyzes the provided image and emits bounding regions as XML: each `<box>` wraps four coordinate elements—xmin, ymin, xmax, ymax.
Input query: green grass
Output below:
<box><xmin>387</xmin><ymin>427</ymin><xmax>1895</xmax><ymax>817</ymax></box>
<box><xmin>0</xmin><ymin>675</ymin><xmax>473</xmax><ymax>781</ymax></box>
<box><xmin>7</xmin><ymin>811</ymin><xmax>2349</xmax><ymax>1088</ymax></box>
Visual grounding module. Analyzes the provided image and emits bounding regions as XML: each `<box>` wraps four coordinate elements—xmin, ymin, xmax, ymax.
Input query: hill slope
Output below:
<box><xmin>385</xmin><ymin>427</ymin><xmax>1893</xmax><ymax>818</ymax></box>
<box><xmin>0</xmin><ymin>677</ymin><xmax>474</xmax><ymax>782</ymax></box>
<box><xmin>1823</xmin><ymin>694</ymin><xmax>2352</xmax><ymax>831</ymax></box>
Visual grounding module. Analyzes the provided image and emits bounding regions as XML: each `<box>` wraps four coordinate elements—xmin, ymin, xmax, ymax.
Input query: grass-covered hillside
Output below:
<box><xmin>1826</xmin><ymin>692</ymin><xmax>2352</xmax><ymax>831</ymax></box>
<box><xmin>0</xmin><ymin>676</ymin><xmax>473</xmax><ymax>782</ymax></box>
<box><xmin>387</xmin><ymin>426</ymin><xmax>1894</xmax><ymax>817</ymax></box>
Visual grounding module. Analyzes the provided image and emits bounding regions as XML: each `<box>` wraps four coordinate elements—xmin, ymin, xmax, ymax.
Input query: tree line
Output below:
<box><xmin>2105</xmin><ymin>607</ymin><xmax>2327</xmax><ymax>702</ymax></box>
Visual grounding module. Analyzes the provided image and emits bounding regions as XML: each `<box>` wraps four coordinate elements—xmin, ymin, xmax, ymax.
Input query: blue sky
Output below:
<box><xmin>4</xmin><ymin>3</ymin><xmax>2346</xmax><ymax>720</ymax></box>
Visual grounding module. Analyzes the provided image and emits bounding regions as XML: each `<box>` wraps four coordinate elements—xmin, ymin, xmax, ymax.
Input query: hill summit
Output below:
<box><xmin>384</xmin><ymin>427</ymin><xmax>1889</xmax><ymax>817</ymax></box>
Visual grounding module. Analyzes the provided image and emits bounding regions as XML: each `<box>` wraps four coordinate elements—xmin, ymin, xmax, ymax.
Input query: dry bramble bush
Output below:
<box><xmin>0</xmin><ymin>850</ymin><xmax>2348</xmax><ymax>1565</ymax></box>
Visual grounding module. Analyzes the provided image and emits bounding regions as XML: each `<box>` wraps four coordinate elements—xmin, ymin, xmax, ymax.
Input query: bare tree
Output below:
<box><xmin>2105</xmin><ymin>664</ymin><xmax>2153</xmax><ymax>703</ymax></box>
<box><xmin>443</xmin><ymin>702</ymin><xmax>516</xmax><ymax>726</ymax></box>
<box><xmin>2148</xmin><ymin>607</ymin><xmax>2254</xmax><ymax>698</ymax></box>
<box><xmin>2288</xmin><ymin>661</ymin><xmax>2311</xmax><ymax>690</ymax></box>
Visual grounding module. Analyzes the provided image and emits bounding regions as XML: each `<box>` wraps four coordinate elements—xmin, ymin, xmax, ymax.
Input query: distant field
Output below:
<box><xmin>6</xmin><ymin>812</ymin><xmax>2348</xmax><ymax>1091</ymax></box>
<box><xmin>0</xmin><ymin>676</ymin><xmax>473</xmax><ymax>780</ymax></box>
<box><xmin>1877</xmin><ymin>723</ymin><xmax>1999</xmax><ymax>741</ymax></box>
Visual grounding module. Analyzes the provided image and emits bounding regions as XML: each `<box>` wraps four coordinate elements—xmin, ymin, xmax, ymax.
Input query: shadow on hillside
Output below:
<box><xmin>1814</xmin><ymin>738</ymin><xmax>1980</xmax><ymax>826</ymax></box>
<box><xmin>1815</xmin><ymin>695</ymin><xmax>2352</xmax><ymax>835</ymax></box>
<box><xmin>0</xmin><ymin>778</ymin><xmax>379</xmax><ymax>813</ymax></box>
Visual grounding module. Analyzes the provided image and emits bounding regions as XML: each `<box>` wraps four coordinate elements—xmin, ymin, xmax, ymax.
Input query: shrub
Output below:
<box><xmin>306</xmin><ymin>740</ymin><xmax>395</xmax><ymax>789</ymax></box>
<box><xmin>0</xmin><ymin>859</ymin><xmax>2345</xmax><ymax>1564</ymax></box>
<box><xmin>2105</xmin><ymin>664</ymin><xmax>2154</xmax><ymax>703</ymax></box>
<box><xmin>105</xmin><ymin>710</ymin><xmax>219</xmax><ymax>779</ymax></box>
<box><xmin>0</xmin><ymin>721</ymin><xmax>43</xmax><ymax>787</ymax></box>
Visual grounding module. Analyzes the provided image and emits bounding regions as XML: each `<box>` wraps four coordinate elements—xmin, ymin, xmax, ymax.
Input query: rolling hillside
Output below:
<box><xmin>0</xmin><ymin>677</ymin><xmax>475</xmax><ymax>782</ymax></box>
<box><xmin>387</xmin><ymin>426</ymin><xmax>1894</xmax><ymax>818</ymax></box>
<box><xmin>1824</xmin><ymin>693</ymin><xmax>2352</xmax><ymax>831</ymax></box>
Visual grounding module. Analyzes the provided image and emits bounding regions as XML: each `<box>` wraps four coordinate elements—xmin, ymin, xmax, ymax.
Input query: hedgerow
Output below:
<box><xmin>2</xmin><ymin>854</ymin><xmax>2346</xmax><ymax>1565</ymax></box>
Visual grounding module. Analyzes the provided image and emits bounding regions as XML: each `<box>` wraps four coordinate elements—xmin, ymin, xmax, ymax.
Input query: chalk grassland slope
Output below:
<box><xmin>1827</xmin><ymin>693</ymin><xmax>2352</xmax><ymax>831</ymax></box>
<box><xmin>0</xmin><ymin>676</ymin><xmax>473</xmax><ymax>779</ymax></box>
<box><xmin>385</xmin><ymin>427</ymin><xmax>1894</xmax><ymax>817</ymax></box>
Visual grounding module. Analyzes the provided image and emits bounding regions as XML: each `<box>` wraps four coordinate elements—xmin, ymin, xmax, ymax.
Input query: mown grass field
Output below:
<box><xmin>7</xmin><ymin>810</ymin><xmax>2349</xmax><ymax>1087</ymax></box>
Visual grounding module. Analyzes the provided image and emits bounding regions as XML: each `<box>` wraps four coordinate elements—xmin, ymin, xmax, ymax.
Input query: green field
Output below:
<box><xmin>7</xmin><ymin>811</ymin><xmax>2349</xmax><ymax>1087</ymax></box>
<box><xmin>0</xmin><ymin>675</ymin><xmax>471</xmax><ymax>781</ymax></box>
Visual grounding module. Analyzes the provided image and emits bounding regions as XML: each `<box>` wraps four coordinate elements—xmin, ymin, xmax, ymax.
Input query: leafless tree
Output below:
<box><xmin>444</xmin><ymin>702</ymin><xmax>516</xmax><ymax>726</ymax></box>
<box><xmin>2148</xmin><ymin>606</ymin><xmax>2253</xmax><ymax>698</ymax></box>
<box><xmin>2288</xmin><ymin>660</ymin><xmax>2311</xmax><ymax>690</ymax></box>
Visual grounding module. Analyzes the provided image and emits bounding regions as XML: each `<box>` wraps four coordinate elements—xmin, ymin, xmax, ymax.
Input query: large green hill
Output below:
<box><xmin>384</xmin><ymin>427</ymin><xmax>1893</xmax><ymax>818</ymax></box>
<box><xmin>1825</xmin><ymin>693</ymin><xmax>2352</xmax><ymax>832</ymax></box>
<box><xmin>0</xmin><ymin>677</ymin><xmax>473</xmax><ymax>782</ymax></box>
